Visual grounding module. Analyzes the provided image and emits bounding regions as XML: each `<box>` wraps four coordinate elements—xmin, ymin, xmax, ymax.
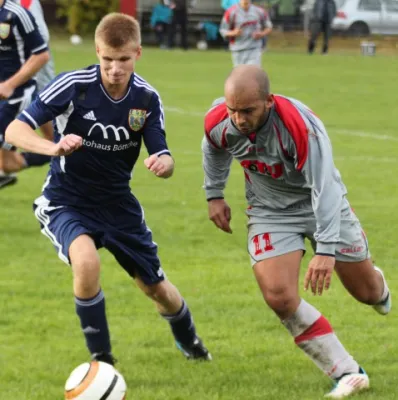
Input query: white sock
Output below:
<box><xmin>374</xmin><ymin>266</ymin><xmax>389</xmax><ymax>303</ymax></box>
<box><xmin>283</xmin><ymin>299</ymin><xmax>359</xmax><ymax>379</ymax></box>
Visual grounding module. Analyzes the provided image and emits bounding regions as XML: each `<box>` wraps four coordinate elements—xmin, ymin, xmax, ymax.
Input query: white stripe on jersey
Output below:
<box><xmin>22</xmin><ymin>110</ymin><xmax>39</xmax><ymax>129</ymax></box>
<box><xmin>40</xmin><ymin>67</ymin><xmax>97</xmax><ymax>102</ymax></box>
<box><xmin>55</xmin><ymin>101</ymin><xmax>75</xmax><ymax>173</ymax></box>
<box><xmin>31</xmin><ymin>43</ymin><xmax>47</xmax><ymax>53</ymax></box>
<box><xmin>134</xmin><ymin>74</ymin><xmax>165</xmax><ymax>130</ymax></box>
<box><xmin>5</xmin><ymin>2</ymin><xmax>34</xmax><ymax>33</ymax></box>
<box><xmin>12</xmin><ymin>25</ymin><xmax>25</xmax><ymax>65</ymax></box>
<box><xmin>40</xmin><ymin>75</ymin><xmax>97</xmax><ymax>104</ymax></box>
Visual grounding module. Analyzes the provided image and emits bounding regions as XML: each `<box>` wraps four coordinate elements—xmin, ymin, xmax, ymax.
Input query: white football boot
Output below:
<box><xmin>325</xmin><ymin>368</ymin><xmax>369</xmax><ymax>398</ymax></box>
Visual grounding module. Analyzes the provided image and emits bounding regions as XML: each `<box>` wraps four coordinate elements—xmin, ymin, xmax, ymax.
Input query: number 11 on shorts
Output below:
<box><xmin>253</xmin><ymin>233</ymin><xmax>274</xmax><ymax>255</ymax></box>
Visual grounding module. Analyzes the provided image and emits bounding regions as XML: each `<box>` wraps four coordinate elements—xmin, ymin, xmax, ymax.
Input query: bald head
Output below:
<box><xmin>225</xmin><ymin>65</ymin><xmax>270</xmax><ymax>101</ymax></box>
<box><xmin>224</xmin><ymin>65</ymin><xmax>272</xmax><ymax>135</ymax></box>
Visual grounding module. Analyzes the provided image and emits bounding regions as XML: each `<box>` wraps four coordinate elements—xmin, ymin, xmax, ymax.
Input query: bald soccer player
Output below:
<box><xmin>201</xmin><ymin>65</ymin><xmax>391</xmax><ymax>398</ymax></box>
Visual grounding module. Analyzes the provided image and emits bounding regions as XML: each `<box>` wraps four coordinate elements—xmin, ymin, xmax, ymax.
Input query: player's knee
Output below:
<box><xmin>263</xmin><ymin>287</ymin><xmax>297</xmax><ymax>317</ymax></box>
<box><xmin>140</xmin><ymin>280</ymin><xmax>178</xmax><ymax>306</ymax></box>
<box><xmin>72</xmin><ymin>258</ymin><xmax>101</xmax><ymax>296</ymax></box>
<box><xmin>2</xmin><ymin>152</ymin><xmax>17</xmax><ymax>173</ymax></box>
<box><xmin>140</xmin><ymin>281</ymin><xmax>167</xmax><ymax>301</ymax></box>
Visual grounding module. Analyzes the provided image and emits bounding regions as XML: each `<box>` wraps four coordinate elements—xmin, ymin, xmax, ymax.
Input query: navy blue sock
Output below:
<box><xmin>75</xmin><ymin>290</ymin><xmax>111</xmax><ymax>355</ymax></box>
<box><xmin>21</xmin><ymin>152</ymin><xmax>51</xmax><ymax>167</ymax></box>
<box><xmin>161</xmin><ymin>300</ymin><xmax>196</xmax><ymax>347</ymax></box>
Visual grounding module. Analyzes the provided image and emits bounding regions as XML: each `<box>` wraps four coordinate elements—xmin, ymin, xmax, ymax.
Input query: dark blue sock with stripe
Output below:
<box><xmin>75</xmin><ymin>289</ymin><xmax>111</xmax><ymax>355</ymax></box>
<box><xmin>161</xmin><ymin>300</ymin><xmax>196</xmax><ymax>347</ymax></box>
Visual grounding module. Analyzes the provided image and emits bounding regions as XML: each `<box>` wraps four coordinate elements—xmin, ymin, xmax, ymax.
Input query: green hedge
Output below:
<box><xmin>56</xmin><ymin>0</ymin><xmax>120</xmax><ymax>34</ymax></box>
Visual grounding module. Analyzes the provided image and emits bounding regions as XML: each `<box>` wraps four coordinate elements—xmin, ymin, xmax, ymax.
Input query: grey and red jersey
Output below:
<box><xmin>220</xmin><ymin>4</ymin><xmax>272</xmax><ymax>52</ymax></box>
<box><xmin>202</xmin><ymin>95</ymin><xmax>348</xmax><ymax>255</ymax></box>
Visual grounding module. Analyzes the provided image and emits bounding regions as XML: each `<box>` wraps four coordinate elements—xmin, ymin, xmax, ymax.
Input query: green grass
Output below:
<box><xmin>0</xmin><ymin>39</ymin><xmax>398</xmax><ymax>400</ymax></box>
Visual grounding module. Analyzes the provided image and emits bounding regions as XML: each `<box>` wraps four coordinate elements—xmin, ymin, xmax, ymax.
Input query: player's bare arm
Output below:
<box><xmin>0</xmin><ymin>51</ymin><xmax>50</xmax><ymax>100</ymax></box>
<box><xmin>6</xmin><ymin>119</ymin><xmax>82</xmax><ymax>156</ymax></box>
<box><xmin>208</xmin><ymin>198</ymin><xmax>232</xmax><ymax>234</ymax></box>
<box><xmin>144</xmin><ymin>153</ymin><xmax>174</xmax><ymax>178</ymax></box>
<box><xmin>225</xmin><ymin>28</ymin><xmax>242</xmax><ymax>37</ymax></box>
<box><xmin>252</xmin><ymin>27</ymin><xmax>272</xmax><ymax>39</ymax></box>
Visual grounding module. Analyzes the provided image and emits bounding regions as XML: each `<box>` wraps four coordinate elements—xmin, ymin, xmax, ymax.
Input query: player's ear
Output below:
<box><xmin>136</xmin><ymin>46</ymin><xmax>142</xmax><ymax>60</ymax></box>
<box><xmin>95</xmin><ymin>44</ymin><xmax>100</xmax><ymax>59</ymax></box>
<box><xmin>266</xmin><ymin>94</ymin><xmax>274</xmax><ymax>110</ymax></box>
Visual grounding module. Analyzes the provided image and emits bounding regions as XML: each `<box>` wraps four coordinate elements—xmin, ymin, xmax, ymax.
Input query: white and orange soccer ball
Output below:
<box><xmin>64</xmin><ymin>361</ymin><xmax>127</xmax><ymax>400</ymax></box>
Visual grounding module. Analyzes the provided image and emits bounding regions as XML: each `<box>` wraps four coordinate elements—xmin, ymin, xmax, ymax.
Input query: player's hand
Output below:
<box><xmin>53</xmin><ymin>134</ymin><xmax>83</xmax><ymax>156</ymax></box>
<box><xmin>0</xmin><ymin>81</ymin><xmax>15</xmax><ymax>100</ymax></box>
<box><xmin>208</xmin><ymin>198</ymin><xmax>232</xmax><ymax>234</ymax></box>
<box><xmin>252</xmin><ymin>31</ymin><xmax>264</xmax><ymax>40</ymax></box>
<box><xmin>231</xmin><ymin>28</ymin><xmax>242</xmax><ymax>37</ymax></box>
<box><xmin>304</xmin><ymin>255</ymin><xmax>335</xmax><ymax>295</ymax></box>
<box><xmin>144</xmin><ymin>153</ymin><xmax>174</xmax><ymax>178</ymax></box>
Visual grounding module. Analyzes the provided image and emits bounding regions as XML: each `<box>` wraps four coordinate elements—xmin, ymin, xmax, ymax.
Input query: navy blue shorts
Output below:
<box><xmin>0</xmin><ymin>85</ymin><xmax>37</xmax><ymax>148</ymax></box>
<box><xmin>33</xmin><ymin>195</ymin><xmax>165</xmax><ymax>285</ymax></box>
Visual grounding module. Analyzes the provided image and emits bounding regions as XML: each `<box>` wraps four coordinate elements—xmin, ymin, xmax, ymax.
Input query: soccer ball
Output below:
<box><xmin>64</xmin><ymin>361</ymin><xmax>127</xmax><ymax>400</ymax></box>
<box><xmin>196</xmin><ymin>40</ymin><xmax>208</xmax><ymax>51</ymax></box>
<box><xmin>70</xmin><ymin>34</ymin><xmax>83</xmax><ymax>45</ymax></box>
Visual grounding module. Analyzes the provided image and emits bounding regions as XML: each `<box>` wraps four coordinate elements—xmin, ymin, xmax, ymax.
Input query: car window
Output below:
<box><xmin>358</xmin><ymin>0</ymin><xmax>382</xmax><ymax>11</ymax></box>
<box><xmin>383</xmin><ymin>0</ymin><xmax>398</xmax><ymax>11</ymax></box>
<box><xmin>335</xmin><ymin>0</ymin><xmax>347</xmax><ymax>7</ymax></box>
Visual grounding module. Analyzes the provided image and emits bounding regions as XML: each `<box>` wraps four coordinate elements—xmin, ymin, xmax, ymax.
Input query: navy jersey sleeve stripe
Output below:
<box><xmin>31</xmin><ymin>42</ymin><xmax>47</xmax><ymax>53</ymax></box>
<box><xmin>5</xmin><ymin>3</ymin><xmax>34</xmax><ymax>33</ymax></box>
<box><xmin>40</xmin><ymin>68</ymin><xmax>97</xmax><ymax>102</ymax></box>
<box><xmin>40</xmin><ymin>75</ymin><xmax>97</xmax><ymax>104</ymax></box>
<box><xmin>21</xmin><ymin>110</ymin><xmax>39</xmax><ymax>129</ymax></box>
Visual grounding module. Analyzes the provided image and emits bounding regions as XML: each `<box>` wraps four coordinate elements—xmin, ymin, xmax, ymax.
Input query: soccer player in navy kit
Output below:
<box><xmin>0</xmin><ymin>0</ymin><xmax>50</xmax><ymax>188</ymax></box>
<box><xmin>6</xmin><ymin>13</ymin><xmax>211</xmax><ymax>364</ymax></box>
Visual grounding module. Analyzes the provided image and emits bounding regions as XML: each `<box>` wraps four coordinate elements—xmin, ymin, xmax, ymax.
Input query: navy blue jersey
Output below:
<box><xmin>0</xmin><ymin>0</ymin><xmax>47</xmax><ymax>99</ymax></box>
<box><xmin>18</xmin><ymin>64</ymin><xmax>171</xmax><ymax>206</ymax></box>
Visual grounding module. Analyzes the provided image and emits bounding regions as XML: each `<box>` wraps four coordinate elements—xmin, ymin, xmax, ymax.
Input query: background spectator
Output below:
<box><xmin>150</xmin><ymin>0</ymin><xmax>173</xmax><ymax>48</ymax></box>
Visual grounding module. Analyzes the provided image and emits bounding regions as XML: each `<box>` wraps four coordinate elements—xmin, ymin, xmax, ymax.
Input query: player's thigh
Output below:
<box><xmin>69</xmin><ymin>234</ymin><xmax>101</xmax><ymax>282</ymax></box>
<box><xmin>253</xmin><ymin>250</ymin><xmax>303</xmax><ymax>317</ymax></box>
<box><xmin>33</xmin><ymin>195</ymin><xmax>96</xmax><ymax>266</ymax></box>
<box><xmin>248</xmin><ymin>220</ymin><xmax>305</xmax><ymax>305</ymax></box>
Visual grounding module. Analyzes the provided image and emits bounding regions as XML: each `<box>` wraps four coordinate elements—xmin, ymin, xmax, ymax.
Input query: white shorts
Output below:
<box><xmin>247</xmin><ymin>198</ymin><xmax>371</xmax><ymax>266</ymax></box>
<box><xmin>232</xmin><ymin>47</ymin><xmax>263</xmax><ymax>67</ymax></box>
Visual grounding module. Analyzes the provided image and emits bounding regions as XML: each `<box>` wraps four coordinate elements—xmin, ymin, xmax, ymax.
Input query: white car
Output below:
<box><xmin>332</xmin><ymin>0</ymin><xmax>398</xmax><ymax>35</ymax></box>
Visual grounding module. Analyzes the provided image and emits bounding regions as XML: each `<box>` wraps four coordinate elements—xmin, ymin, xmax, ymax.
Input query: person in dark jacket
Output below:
<box><xmin>167</xmin><ymin>0</ymin><xmax>195</xmax><ymax>50</ymax></box>
<box><xmin>308</xmin><ymin>0</ymin><xmax>336</xmax><ymax>54</ymax></box>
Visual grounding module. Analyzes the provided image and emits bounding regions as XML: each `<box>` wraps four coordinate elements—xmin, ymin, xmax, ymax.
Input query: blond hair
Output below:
<box><xmin>95</xmin><ymin>13</ymin><xmax>141</xmax><ymax>48</ymax></box>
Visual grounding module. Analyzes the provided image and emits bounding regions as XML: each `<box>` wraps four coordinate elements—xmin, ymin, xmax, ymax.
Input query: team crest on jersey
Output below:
<box><xmin>128</xmin><ymin>109</ymin><xmax>147</xmax><ymax>131</ymax></box>
<box><xmin>0</xmin><ymin>23</ymin><xmax>10</xmax><ymax>39</ymax></box>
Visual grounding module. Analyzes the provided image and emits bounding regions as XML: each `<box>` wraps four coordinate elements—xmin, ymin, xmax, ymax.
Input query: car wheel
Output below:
<box><xmin>348</xmin><ymin>22</ymin><xmax>370</xmax><ymax>36</ymax></box>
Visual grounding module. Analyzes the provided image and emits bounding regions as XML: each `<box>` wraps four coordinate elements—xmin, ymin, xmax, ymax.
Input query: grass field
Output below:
<box><xmin>0</xmin><ymin>37</ymin><xmax>398</xmax><ymax>400</ymax></box>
